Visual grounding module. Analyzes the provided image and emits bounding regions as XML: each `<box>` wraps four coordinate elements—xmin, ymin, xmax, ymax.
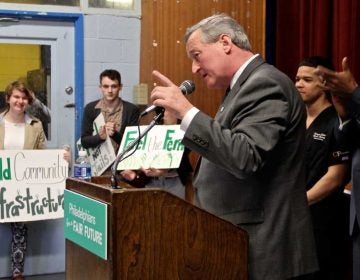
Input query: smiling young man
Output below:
<box><xmin>81</xmin><ymin>69</ymin><xmax>140</xmax><ymax>157</ymax></box>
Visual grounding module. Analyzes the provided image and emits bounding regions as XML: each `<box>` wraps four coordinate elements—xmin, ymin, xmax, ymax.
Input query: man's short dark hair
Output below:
<box><xmin>299</xmin><ymin>56</ymin><xmax>334</xmax><ymax>101</ymax></box>
<box><xmin>299</xmin><ymin>56</ymin><xmax>334</xmax><ymax>70</ymax></box>
<box><xmin>99</xmin><ymin>69</ymin><xmax>122</xmax><ymax>85</ymax></box>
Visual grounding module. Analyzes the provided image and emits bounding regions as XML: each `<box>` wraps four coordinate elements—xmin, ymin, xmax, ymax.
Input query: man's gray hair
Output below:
<box><xmin>184</xmin><ymin>13</ymin><xmax>252</xmax><ymax>51</ymax></box>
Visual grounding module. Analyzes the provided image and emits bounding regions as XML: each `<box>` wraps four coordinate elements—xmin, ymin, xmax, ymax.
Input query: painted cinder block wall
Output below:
<box><xmin>0</xmin><ymin>13</ymin><xmax>141</xmax><ymax>278</ymax></box>
<box><xmin>83</xmin><ymin>14</ymin><xmax>141</xmax><ymax>105</ymax></box>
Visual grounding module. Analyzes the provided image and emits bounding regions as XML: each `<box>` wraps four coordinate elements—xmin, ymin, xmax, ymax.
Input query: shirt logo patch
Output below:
<box><xmin>333</xmin><ymin>151</ymin><xmax>350</xmax><ymax>159</ymax></box>
<box><xmin>313</xmin><ymin>132</ymin><xmax>326</xmax><ymax>141</ymax></box>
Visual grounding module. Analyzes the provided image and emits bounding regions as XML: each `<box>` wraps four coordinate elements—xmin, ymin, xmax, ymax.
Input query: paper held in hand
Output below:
<box><xmin>0</xmin><ymin>149</ymin><xmax>68</xmax><ymax>223</ymax></box>
<box><xmin>76</xmin><ymin>113</ymin><xmax>116</xmax><ymax>176</ymax></box>
<box><xmin>116</xmin><ymin>125</ymin><xmax>185</xmax><ymax>170</ymax></box>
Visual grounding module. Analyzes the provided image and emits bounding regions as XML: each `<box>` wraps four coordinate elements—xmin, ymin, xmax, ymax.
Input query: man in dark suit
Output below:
<box><xmin>149</xmin><ymin>14</ymin><xmax>318</xmax><ymax>279</ymax></box>
<box><xmin>317</xmin><ymin>57</ymin><xmax>360</xmax><ymax>280</ymax></box>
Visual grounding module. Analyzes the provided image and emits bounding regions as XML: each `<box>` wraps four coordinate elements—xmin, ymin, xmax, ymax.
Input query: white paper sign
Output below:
<box><xmin>116</xmin><ymin>125</ymin><xmax>185</xmax><ymax>170</ymax></box>
<box><xmin>77</xmin><ymin>113</ymin><xmax>116</xmax><ymax>176</ymax></box>
<box><xmin>0</xmin><ymin>150</ymin><xmax>68</xmax><ymax>223</ymax></box>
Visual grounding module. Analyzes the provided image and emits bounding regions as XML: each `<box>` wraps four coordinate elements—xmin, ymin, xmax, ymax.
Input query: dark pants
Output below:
<box><xmin>353</xmin><ymin>220</ymin><xmax>360</xmax><ymax>280</ymax></box>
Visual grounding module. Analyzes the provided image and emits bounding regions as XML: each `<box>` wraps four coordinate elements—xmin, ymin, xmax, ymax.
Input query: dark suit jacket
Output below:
<box><xmin>182</xmin><ymin>56</ymin><xmax>318</xmax><ymax>279</ymax></box>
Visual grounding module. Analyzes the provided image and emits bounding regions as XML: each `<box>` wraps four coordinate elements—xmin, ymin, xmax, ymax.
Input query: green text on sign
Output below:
<box><xmin>64</xmin><ymin>189</ymin><xmax>107</xmax><ymax>260</ymax></box>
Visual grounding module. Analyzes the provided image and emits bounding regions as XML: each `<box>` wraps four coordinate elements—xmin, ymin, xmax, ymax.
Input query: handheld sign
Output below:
<box><xmin>116</xmin><ymin>125</ymin><xmax>185</xmax><ymax>170</ymax></box>
<box><xmin>0</xmin><ymin>150</ymin><xmax>68</xmax><ymax>223</ymax></box>
<box><xmin>77</xmin><ymin>113</ymin><xmax>116</xmax><ymax>176</ymax></box>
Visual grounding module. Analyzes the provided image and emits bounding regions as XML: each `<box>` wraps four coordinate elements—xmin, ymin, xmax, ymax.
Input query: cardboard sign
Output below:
<box><xmin>116</xmin><ymin>125</ymin><xmax>185</xmax><ymax>170</ymax></box>
<box><xmin>77</xmin><ymin>113</ymin><xmax>116</xmax><ymax>176</ymax></box>
<box><xmin>0</xmin><ymin>150</ymin><xmax>68</xmax><ymax>223</ymax></box>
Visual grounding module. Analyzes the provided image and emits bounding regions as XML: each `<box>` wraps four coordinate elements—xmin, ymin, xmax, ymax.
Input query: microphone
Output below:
<box><xmin>140</xmin><ymin>80</ymin><xmax>195</xmax><ymax>117</ymax></box>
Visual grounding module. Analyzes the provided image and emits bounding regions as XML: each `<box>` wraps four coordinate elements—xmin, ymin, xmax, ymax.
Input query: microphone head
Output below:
<box><xmin>179</xmin><ymin>80</ymin><xmax>195</xmax><ymax>95</ymax></box>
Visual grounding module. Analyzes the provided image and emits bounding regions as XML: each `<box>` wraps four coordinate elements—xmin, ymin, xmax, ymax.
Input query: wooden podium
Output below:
<box><xmin>65</xmin><ymin>176</ymin><xmax>248</xmax><ymax>279</ymax></box>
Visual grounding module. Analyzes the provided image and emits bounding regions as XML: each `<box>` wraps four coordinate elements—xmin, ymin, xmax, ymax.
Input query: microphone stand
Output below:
<box><xmin>110</xmin><ymin>110</ymin><xmax>165</xmax><ymax>189</ymax></box>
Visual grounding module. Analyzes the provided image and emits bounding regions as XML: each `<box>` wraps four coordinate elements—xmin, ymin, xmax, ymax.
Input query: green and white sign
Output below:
<box><xmin>76</xmin><ymin>113</ymin><xmax>116</xmax><ymax>176</ymax></box>
<box><xmin>64</xmin><ymin>189</ymin><xmax>108</xmax><ymax>260</ymax></box>
<box><xmin>117</xmin><ymin>125</ymin><xmax>185</xmax><ymax>170</ymax></box>
<box><xmin>0</xmin><ymin>150</ymin><xmax>68</xmax><ymax>223</ymax></box>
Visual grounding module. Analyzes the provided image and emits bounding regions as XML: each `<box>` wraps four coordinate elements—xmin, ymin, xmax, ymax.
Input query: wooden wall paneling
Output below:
<box><xmin>140</xmin><ymin>0</ymin><xmax>266</xmax><ymax>166</ymax></box>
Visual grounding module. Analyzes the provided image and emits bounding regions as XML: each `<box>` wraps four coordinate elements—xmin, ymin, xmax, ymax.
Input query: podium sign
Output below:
<box><xmin>64</xmin><ymin>189</ymin><xmax>108</xmax><ymax>260</ymax></box>
<box><xmin>65</xmin><ymin>178</ymin><xmax>248</xmax><ymax>279</ymax></box>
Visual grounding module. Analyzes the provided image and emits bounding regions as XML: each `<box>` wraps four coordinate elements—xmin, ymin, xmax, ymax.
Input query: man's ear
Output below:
<box><xmin>219</xmin><ymin>34</ymin><xmax>232</xmax><ymax>53</ymax></box>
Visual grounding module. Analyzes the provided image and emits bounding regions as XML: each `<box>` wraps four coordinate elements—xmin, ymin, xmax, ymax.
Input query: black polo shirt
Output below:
<box><xmin>305</xmin><ymin>106</ymin><xmax>351</xmax><ymax>278</ymax></box>
<box><xmin>305</xmin><ymin>106</ymin><xmax>350</xmax><ymax>190</ymax></box>
<box><xmin>305</xmin><ymin>105</ymin><xmax>351</xmax><ymax>239</ymax></box>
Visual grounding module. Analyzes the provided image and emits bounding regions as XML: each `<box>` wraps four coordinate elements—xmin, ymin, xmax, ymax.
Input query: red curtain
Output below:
<box><xmin>274</xmin><ymin>0</ymin><xmax>360</xmax><ymax>83</ymax></box>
